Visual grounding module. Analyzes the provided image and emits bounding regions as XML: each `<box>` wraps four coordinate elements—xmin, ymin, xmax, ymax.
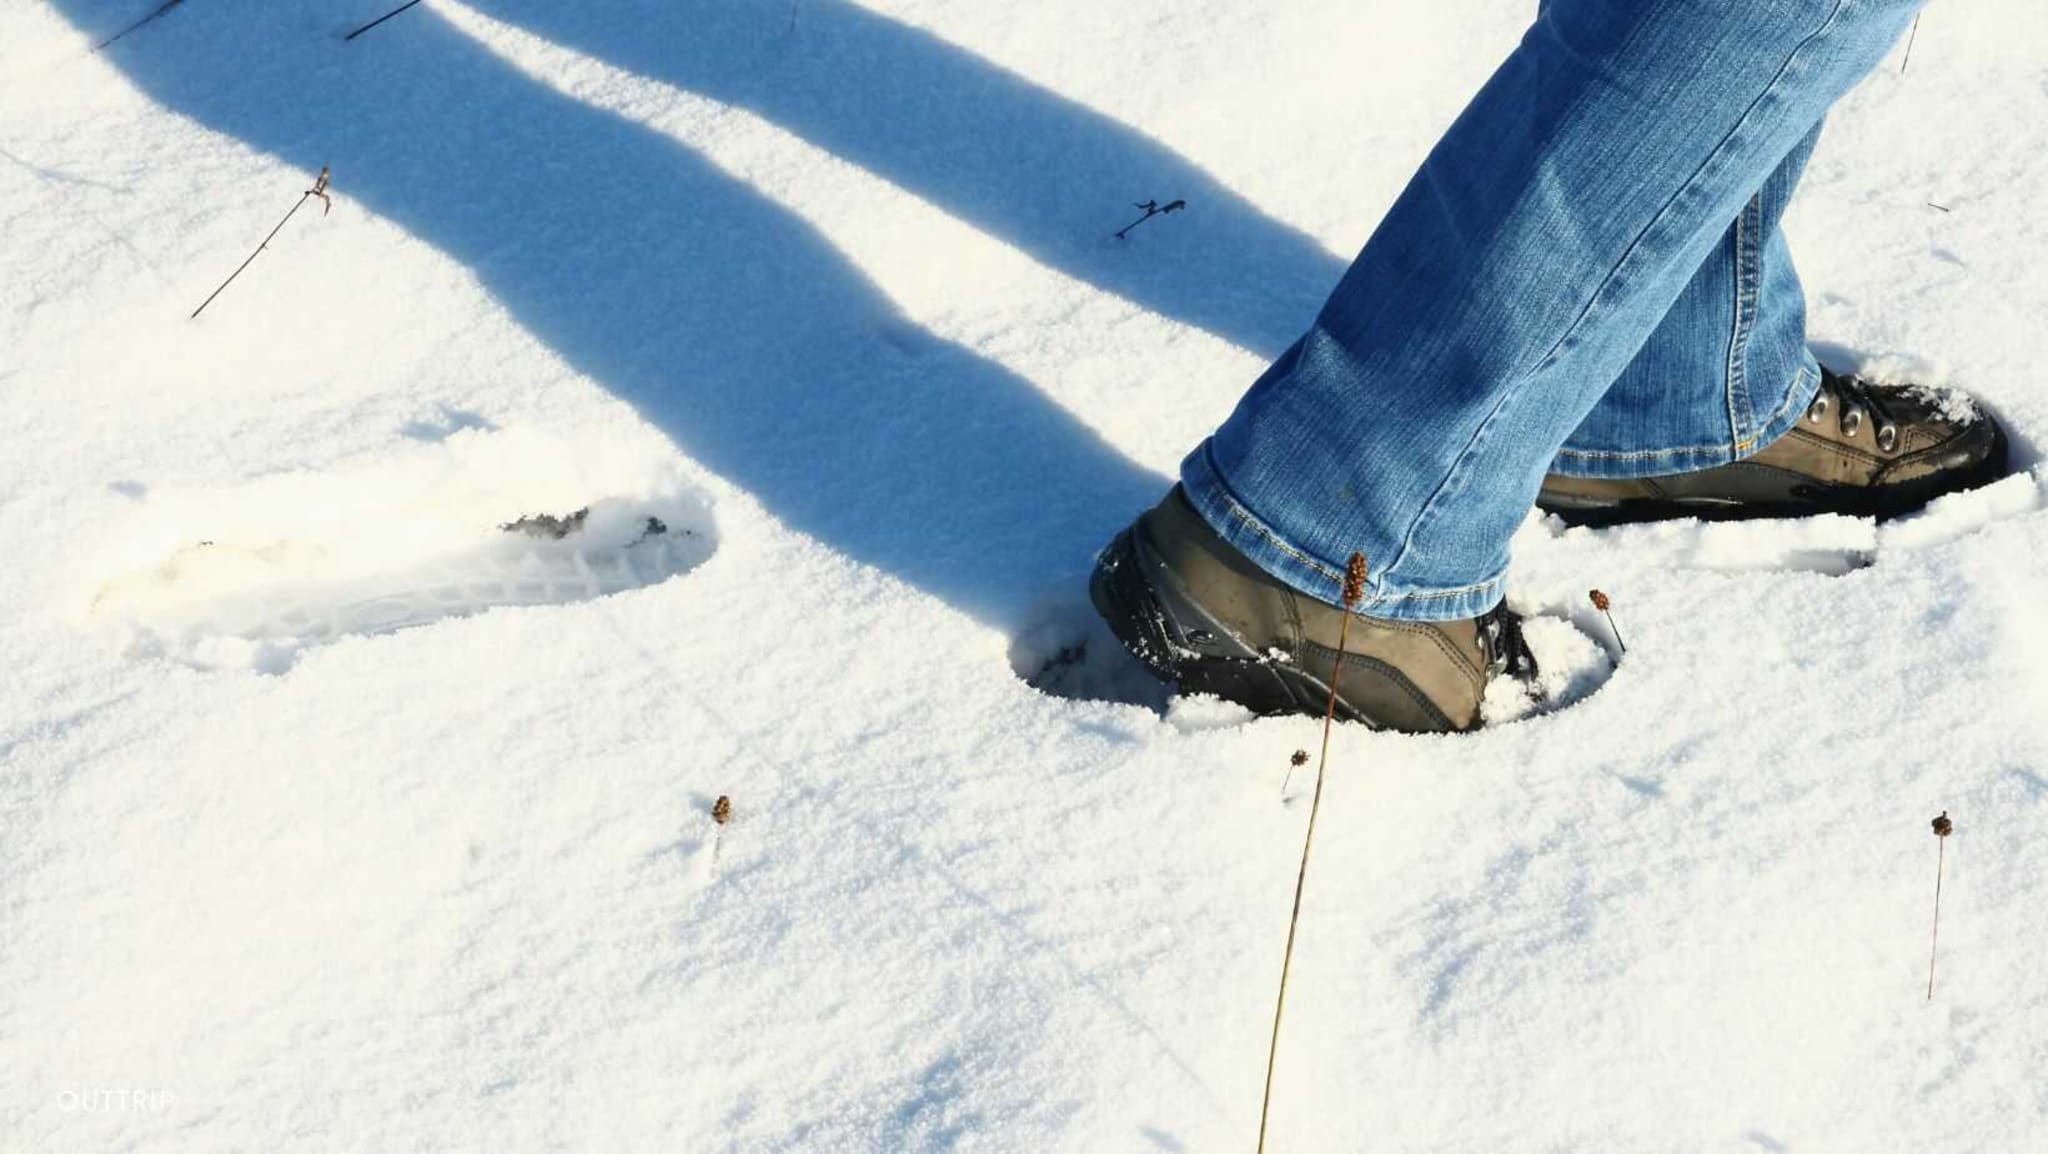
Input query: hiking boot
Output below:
<box><xmin>1088</xmin><ymin>487</ymin><xmax>1536</xmax><ymax>733</ymax></box>
<box><xmin>1538</xmin><ymin>369</ymin><xmax>2008</xmax><ymax>527</ymax></box>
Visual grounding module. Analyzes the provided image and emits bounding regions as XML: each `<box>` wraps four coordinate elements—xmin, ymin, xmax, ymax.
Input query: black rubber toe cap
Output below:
<box><xmin>1876</xmin><ymin>408</ymin><xmax>2008</xmax><ymax>490</ymax></box>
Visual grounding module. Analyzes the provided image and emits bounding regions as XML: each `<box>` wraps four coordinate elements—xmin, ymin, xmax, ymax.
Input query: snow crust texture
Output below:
<box><xmin>4</xmin><ymin>2</ymin><xmax>2046</xmax><ymax>1151</ymax></box>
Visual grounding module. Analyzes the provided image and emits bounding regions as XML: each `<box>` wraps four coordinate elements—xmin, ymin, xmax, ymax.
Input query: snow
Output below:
<box><xmin>4</xmin><ymin>1</ymin><xmax>2045</xmax><ymax>1150</ymax></box>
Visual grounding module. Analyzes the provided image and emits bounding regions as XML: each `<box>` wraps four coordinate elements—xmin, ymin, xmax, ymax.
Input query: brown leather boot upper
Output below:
<box><xmin>1093</xmin><ymin>489</ymin><xmax>1531</xmax><ymax>732</ymax></box>
<box><xmin>1539</xmin><ymin>371</ymin><xmax>2007</xmax><ymax>524</ymax></box>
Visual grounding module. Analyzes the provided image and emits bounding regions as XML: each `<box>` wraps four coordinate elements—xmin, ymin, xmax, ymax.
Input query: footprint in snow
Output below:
<box><xmin>84</xmin><ymin>433</ymin><xmax>717</xmax><ymax>672</ymax></box>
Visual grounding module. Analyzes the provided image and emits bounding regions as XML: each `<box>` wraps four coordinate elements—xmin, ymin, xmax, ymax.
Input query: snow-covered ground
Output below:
<box><xmin>5</xmin><ymin>1</ymin><xmax>2046</xmax><ymax>1149</ymax></box>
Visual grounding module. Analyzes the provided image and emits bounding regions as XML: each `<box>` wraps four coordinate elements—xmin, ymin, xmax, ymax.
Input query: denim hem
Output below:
<box><xmin>1548</xmin><ymin>357</ymin><xmax>1822</xmax><ymax>479</ymax></box>
<box><xmin>1179</xmin><ymin>448</ymin><xmax>1510</xmax><ymax>622</ymax></box>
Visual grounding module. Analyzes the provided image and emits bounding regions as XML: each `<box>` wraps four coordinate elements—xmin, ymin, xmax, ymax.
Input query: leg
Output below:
<box><xmin>1539</xmin><ymin>126</ymin><xmax>2006</xmax><ymax>524</ymax></box>
<box><xmin>1179</xmin><ymin>0</ymin><xmax>1923</xmax><ymax>620</ymax></box>
<box><xmin>1554</xmin><ymin>128</ymin><xmax>1826</xmax><ymax>476</ymax></box>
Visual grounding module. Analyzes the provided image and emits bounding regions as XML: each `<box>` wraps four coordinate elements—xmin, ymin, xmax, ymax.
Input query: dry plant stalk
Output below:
<box><xmin>191</xmin><ymin>166</ymin><xmax>332</xmax><ymax>319</ymax></box>
<box><xmin>345</xmin><ymin>0</ymin><xmax>426</xmax><ymax>42</ymax></box>
<box><xmin>1257</xmin><ymin>551</ymin><xmax>1367</xmax><ymax>1154</ymax></box>
<box><xmin>1589</xmin><ymin>588</ymin><xmax>1627</xmax><ymax>655</ymax></box>
<box><xmin>95</xmin><ymin>0</ymin><xmax>186</xmax><ymax>52</ymax></box>
<box><xmin>1113</xmin><ymin>198</ymin><xmax>1187</xmax><ymax>240</ymax></box>
<box><xmin>1279</xmin><ymin>748</ymin><xmax>1309</xmax><ymax>799</ymax></box>
<box><xmin>1927</xmin><ymin>810</ymin><xmax>1952</xmax><ymax>1001</ymax></box>
<box><xmin>709</xmin><ymin>794</ymin><xmax>734</xmax><ymax>869</ymax></box>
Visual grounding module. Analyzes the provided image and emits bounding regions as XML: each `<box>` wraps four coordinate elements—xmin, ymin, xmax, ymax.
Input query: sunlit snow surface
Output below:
<box><xmin>4</xmin><ymin>2</ymin><xmax>2046</xmax><ymax>1151</ymax></box>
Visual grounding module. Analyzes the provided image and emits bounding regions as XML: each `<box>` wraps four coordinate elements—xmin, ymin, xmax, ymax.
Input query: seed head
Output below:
<box><xmin>1290</xmin><ymin>750</ymin><xmax>1309</xmax><ymax>768</ymax></box>
<box><xmin>1932</xmin><ymin>811</ymin><xmax>1952</xmax><ymax>838</ymax></box>
<box><xmin>1342</xmin><ymin>552</ymin><xmax>1369</xmax><ymax>607</ymax></box>
<box><xmin>309</xmin><ymin>165</ymin><xmax>333</xmax><ymax>215</ymax></box>
<box><xmin>1589</xmin><ymin>589</ymin><xmax>1611</xmax><ymax>612</ymax></box>
<box><xmin>712</xmin><ymin>795</ymin><xmax>733</xmax><ymax>825</ymax></box>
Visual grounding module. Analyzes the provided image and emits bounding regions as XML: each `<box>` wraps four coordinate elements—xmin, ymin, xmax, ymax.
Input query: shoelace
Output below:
<box><xmin>1479</xmin><ymin>603</ymin><xmax>1538</xmax><ymax>683</ymax></box>
<box><xmin>1810</xmin><ymin>370</ymin><xmax>1902</xmax><ymax>453</ymax></box>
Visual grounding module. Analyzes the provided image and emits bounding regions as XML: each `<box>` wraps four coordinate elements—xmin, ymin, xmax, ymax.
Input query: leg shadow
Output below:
<box><xmin>65</xmin><ymin>0</ymin><xmax>1169</xmax><ymax>624</ymax></box>
<box><xmin>467</xmin><ymin>0</ymin><xmax>1346</xmax><ymax>358</ymax></box>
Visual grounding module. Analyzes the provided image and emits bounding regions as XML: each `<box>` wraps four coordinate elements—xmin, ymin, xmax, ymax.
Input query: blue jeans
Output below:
<box><xmin>1180</xmin><ymin>0</ymin><xmax>1923</xmax><ymax>620</ymax></box>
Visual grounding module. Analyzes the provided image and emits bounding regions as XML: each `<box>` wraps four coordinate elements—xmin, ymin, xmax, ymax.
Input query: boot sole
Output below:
<box><xmin>1087</xmin><ymin>527</ymin><xmax>1368</xmax><ymax>724</ymax></box>
<box><xmin>1540</xmin><ymin>426</ymin><xmax>2012</xmax><ymax>529</ymax></box>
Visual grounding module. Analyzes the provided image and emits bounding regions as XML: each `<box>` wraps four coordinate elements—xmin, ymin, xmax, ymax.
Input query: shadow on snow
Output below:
<box><xmin>63</xmin><ymin>0</ymin><xmax>1343</xmax><ymax>627</ymax></box>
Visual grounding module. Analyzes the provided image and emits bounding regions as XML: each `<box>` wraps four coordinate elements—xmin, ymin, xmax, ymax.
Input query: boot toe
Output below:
<box><xmin>1878</xmin><ymin>399</ymin><xmax>2008</xmax><ymax>489</ymax></box>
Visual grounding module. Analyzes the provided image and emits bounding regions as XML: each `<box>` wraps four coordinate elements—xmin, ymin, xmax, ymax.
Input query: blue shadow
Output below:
<box><xmin>61</xmin><ymin>0</ymin><xmax>1336</xmax><ymax>622</ymax></box>
<box><xmin>464</xmin><ymin>0</ymin><xmax>1343</xmax><ymax>358</ymax></box>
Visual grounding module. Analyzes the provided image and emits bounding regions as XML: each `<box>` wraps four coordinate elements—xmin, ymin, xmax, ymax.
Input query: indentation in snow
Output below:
<box><xmin>1481</xmin><ymin>613</ymin><xmax>1614</xmax><ymax>726</ymax></box>
<box><xmin>1531</xmin><ymin>512</ymin><xmax>1880</xmax><ymax>577</ymax></box>
<box><xmin>79</xmin><ymin>428</ymin><xmax>716</xmax><ymax>672</ymax></box>
<box><xmin>1009</xmin><ymin>594</ymin><xmax>1172</xmax><ymax>711</ymax></box>
<box><xmin>1876</xmin><ymin>468</ymin><xmax>2045</xmax><ymax>554</ymax></box>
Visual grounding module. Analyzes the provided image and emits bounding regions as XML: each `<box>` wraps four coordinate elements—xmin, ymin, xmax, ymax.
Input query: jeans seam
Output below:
<box><xmin>1755</xmin><ymin>358</ymin><xmax>1820</xmax><ymax>442</ymax></box>
<box><xmin>1525</xmin><ymin>0</ymin><xmax>1854</xmax><ymax>379</ymax></box>
<box><xmin>1551</xmin><ymin>358</ymin><xmax>1819</xmax><ymax>464</ymax></box>
<box><xmin>1198</xmin><ymin>444</ymin><xmax>1346</xmax><ymax>584</ymax></box>
<box><xmin>1723</xmin><ymin>193</ymin><xmax>1763</xmax><ymax>450</ymax></box>
<box><xmin>1372</xmin><ymin>576</ymin><xmax>1503</xmax><ymax>603</ymax></box>
<box><xmin>1398</xmin><ymin>0</ymin><xmax>1852</xmax><ymax>581</ymax></box>
<box><xmin>1222</xmin><ymin>504</ymin><xmax>1344</xmax><ymax>583</ymax></box>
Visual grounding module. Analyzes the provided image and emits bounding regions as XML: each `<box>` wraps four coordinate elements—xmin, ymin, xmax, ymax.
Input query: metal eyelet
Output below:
<box><xmin>1807</xmin><ymin>395</ymin><xmax>1831</xmax><ymax>423</ymax></box>
<box><xmin>1841</xmin><ymin>409</ymin><xmax>1863</xmax><ymax>437</ymax></box>
<box><xmin>1877</xmin><ymin>424</ymin><xmax>1899</xmax><ymax>453</ymax></box>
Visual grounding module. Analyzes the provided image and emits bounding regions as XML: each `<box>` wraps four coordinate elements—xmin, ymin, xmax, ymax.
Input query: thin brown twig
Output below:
<box><xmin>191</xmin><ymin>166</ymin><xmax>331</xmax><ymax>320</ymax></box>
<box><xmin>711</xmin><ymin>794</ymin><xmax>733</xmax><ymax>868</ymax></box>
<box><xmin>1279</xmin><ymin>749</ymin><xmax>1309</xmax><ymax>800</ymax></box>
<box><xmin>1257</xmin><ymin>552</ymin><xmax>1366</xmax><ymax>1154</ymax></box>
<box><xmin>1901</xmin><ymin>13</ymin><xmax>1922</xmax><ymax>75</ymax></box>
<box><xmin>1927</xmin><ymin>810</ymin><xmax>1952</xmax><ymax>1001</ymax></box>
